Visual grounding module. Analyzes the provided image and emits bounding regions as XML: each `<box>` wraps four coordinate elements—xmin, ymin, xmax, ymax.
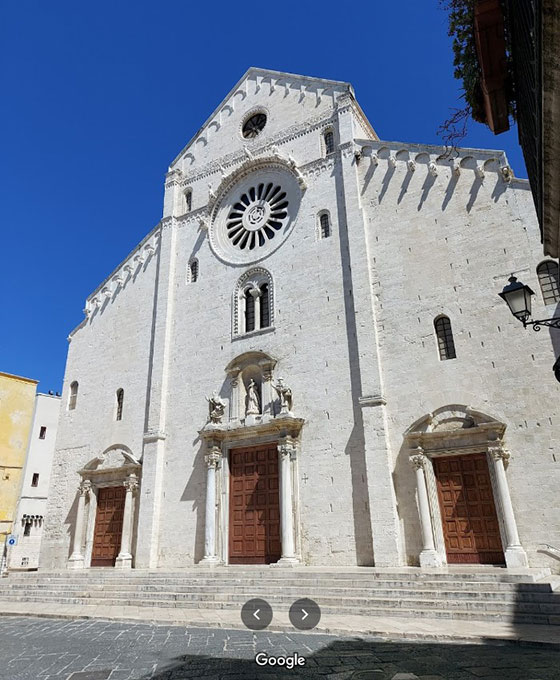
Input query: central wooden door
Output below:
<box><xmin>229</xmin><ymin>444</ymin><xmax>281</xmax><ymax>564</ymax></box>
<box><xmin>91</xmin><ymin>485</ymin><xmax>126</xmax><ymax>567</ymax></box>
<box><xmin>434</xmin><ymin>453</ymin><xmax>504</xmax><ymax>565</ymax></box>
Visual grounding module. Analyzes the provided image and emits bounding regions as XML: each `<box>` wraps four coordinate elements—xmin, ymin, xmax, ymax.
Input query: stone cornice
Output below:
<box><xmin>354</xmin><ymin>138</ymin><xmax>521</xmax><ymax>182</ymax></box>
<box><xmin>199</xmin><ymin>414</ymin><xmax>304</xmax><ymax>443</ymax></box>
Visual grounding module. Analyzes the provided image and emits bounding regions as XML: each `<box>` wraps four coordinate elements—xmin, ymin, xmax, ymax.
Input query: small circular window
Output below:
<box><xmin>242</xmin><ymin>113</ymin><xmax>267</xmax><ymax>139</ymax></box>
<box><xmin>226</xmin><ymin>183</ymin><xmax>288</xmax><ymax>251</ymax></box>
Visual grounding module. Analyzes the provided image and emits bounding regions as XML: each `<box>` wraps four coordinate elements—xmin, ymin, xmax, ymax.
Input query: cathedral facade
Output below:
<box><xmin>41</xmin><ymin>68</ymin><xmax>560</xmax><ymax>573</ymax></box>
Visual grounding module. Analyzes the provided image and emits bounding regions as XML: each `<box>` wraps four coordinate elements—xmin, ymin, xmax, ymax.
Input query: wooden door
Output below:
<box><xmin>229</xmin><ymin>444</ymin><xmax>281</xmax><ymax>564</ymax></box>
<box><xmin>91</xmin><ymin>485</ymin><xmax>126</xmax><ymax>567</ymax></box>
<box><xmin>434</xmin><ymin>453</ymin><xmax>504</xmax><ymax>564</ymax></box>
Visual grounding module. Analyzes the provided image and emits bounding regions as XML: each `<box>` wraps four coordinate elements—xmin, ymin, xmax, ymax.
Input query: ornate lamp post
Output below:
<box><xmin>499</xmin><ymin>275</ymin><xmax>560</xmax><ymax>330</ymax></box>
<box><xmin>499</xmin><ymin>275</ymin><xmax>560</xmax><ymax>381</ymax></box>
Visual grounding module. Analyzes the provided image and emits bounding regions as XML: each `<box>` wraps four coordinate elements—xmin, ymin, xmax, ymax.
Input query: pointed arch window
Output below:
<box><xmin>434</xmin><ymin>316</ymin><xmax>456</xmax><ymax>360</ymax></box>
<box><xmin>188</xmin><ymin>258</ymin><xmax>199</xmax><ymax>283</ymax></box>
<box><xmin>68</xmin><ymin>381</ymin><xmax>79</xmax><ymax>411</ymax></box>
<box><xmin>234</xmin><ymin>268</ymin><xmax>274</xmax><ymax>336</ymax></box>
<box><xmin>537</xmin><ymin>260</ymin><xmax>560</xmax><ymax>305</ymax></box>
<box><xmin>116</xmin><ymin>388</ymin><xmax>124</xmax><ymax>421</ymax></box>
<box><xmin>324</xmin><ymin>129</ymin><xmax>335</xmax><ymax>155</ymax></box>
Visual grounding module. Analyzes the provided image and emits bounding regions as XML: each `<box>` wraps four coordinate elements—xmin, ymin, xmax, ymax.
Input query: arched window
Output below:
<box><xmin>537</xmin><ymin>260</ymin><xmax>560</xmax><ymax>305</ymax></box>
<box><xmin>184</xmin><ymin>189</ymin><xmax>192</xmax><ymax>213</ymax></box>
<box><xmin>68</xmin><ymin>381</ymin><xmax>79</xmax><ymax>411</ymax></box>
<box><xmin>188</xmin><ymin>258</ymin><xmax>199</xmax><ymax>283</ymax></box>
<box><xmin>116</xmin><ymin>388</ymin><xmax>124</xmax><ymax>421</ymax></box>
<box><xmin>318</xmin><ymin>212</ymin><xmax>331</xmax><ymax>239</ymax></box>
<box><xmin>244</xmin><ymin>287</ymin><xmax>256</xmax><ymax>332</ymax></box>
<box><xmin>234</xmin><ymin>268</ymin><xmax>274</xmax><ymax>336</ymax></box>
<box><xmin>324</xmin><ymin>129</ymin><xmax>335</xmax><ymax>155</ymax></box>
<box><xmin>434</xmin><ymin>316</ymin><xmax>456</xmax><ymax>360</ymax></box>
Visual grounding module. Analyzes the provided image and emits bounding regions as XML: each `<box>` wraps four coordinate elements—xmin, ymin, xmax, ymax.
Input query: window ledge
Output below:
<box><xmin>232</xmin><ymin>326</ymin><xmax>276</xmax><ymax>342</ymax></box>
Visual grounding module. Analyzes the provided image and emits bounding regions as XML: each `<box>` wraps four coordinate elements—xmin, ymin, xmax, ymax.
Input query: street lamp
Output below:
<box><xmin>499</xmin><ymin>275</ymin><xmax>560</xmax><ymax>330</ymax></box>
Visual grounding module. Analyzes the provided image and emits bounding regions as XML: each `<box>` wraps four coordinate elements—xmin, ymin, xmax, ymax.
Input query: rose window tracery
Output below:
<box><xmin>226</xmin><ymin>183</ymin><xmax>289</xmax><ymax>251</ymax></box>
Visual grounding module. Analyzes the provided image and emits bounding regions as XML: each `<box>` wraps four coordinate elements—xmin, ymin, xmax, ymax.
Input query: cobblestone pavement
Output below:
<box><xmin>1</xmin><ymin>616</ymin><xmax>559</xmax><ymax>680</ymax></box>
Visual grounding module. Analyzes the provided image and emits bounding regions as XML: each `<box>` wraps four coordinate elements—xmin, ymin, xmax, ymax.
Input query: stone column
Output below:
<box><xmin>115</xmin><ymin>473</ymin><xmax>139</xmax><ymax>569</ymax></box>
<box><xmin>251</xmin><ymin>287</ymin><xmax>262</xmax><ymax>331</ymax></box>
<box><xmin>67</xmin><ymin>480</ymin><xmax>91</xmax><ymax>569</ymax></box>
<box><xmin>201</xmin><ymin>446</ymin><xmax>221</xmax><ymax>564</ymax></box>
<box><xmin>277</xmin><ymin>437</ymin><xmax>299</xmax><ymax>565</ymax></box>
<box><xmin>489</xmin><ymin>445</ymin><xmax>528</xmax><ymax>567</ymax></box>
<box><xmin>410</xmin><ymin>453</ymin><xmax>441</xmax><ymax>568</ymax></box>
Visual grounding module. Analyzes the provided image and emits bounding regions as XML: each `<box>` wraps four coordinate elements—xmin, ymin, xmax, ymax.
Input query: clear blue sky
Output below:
<box><xmin>1</xmin><ymin>2</ymin><xmax>527</xmax><ymax>392</ymax></box>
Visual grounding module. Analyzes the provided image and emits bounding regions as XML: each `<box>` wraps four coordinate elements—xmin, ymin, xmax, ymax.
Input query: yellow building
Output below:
<box><xmin>0</xmin><ymin>372</ymin><xmax>37</xmax><ymax>556</ymax></box>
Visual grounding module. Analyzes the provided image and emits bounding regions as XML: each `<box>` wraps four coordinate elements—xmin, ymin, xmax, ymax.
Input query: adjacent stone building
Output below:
<box><xmin>8</xmin><ymin>392</ymin><xmax>60</xmax><ymax>570</ymax></box>
<box><xmin>0</xmin><ymin>372</ymin><xmax>37</xmax><ymax>562</ymax></box>
<box><xmin>40</xmin><ymin>68</ymin><xmax>560</xmax><ymax>573</ymax></box>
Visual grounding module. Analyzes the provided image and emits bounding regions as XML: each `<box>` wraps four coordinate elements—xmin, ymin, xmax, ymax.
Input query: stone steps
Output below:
<box><xmin>1</xmin><ymin>582</ymin><xmax>558</xmax><ymax>603</ymax></box>
<box><xmin>1</xmin><ymin>588</ymin><xmax>559</xmax><ymax>614</ymax></box>
<box><xmin>0</xmin><ymin>593</ymin><xmax>557</xmax><ymax>625</ymax></box>
<box><xmin>2</xmin><ymin>568</ymin><xmax>558</xmax><ymax>626</ymax></box>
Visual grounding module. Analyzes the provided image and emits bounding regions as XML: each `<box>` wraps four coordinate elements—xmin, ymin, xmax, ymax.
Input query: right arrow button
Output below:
<box><xmin>289</xmin><ymin>598</ymin><xmax>321</xmax><ymax>630</ymax></box>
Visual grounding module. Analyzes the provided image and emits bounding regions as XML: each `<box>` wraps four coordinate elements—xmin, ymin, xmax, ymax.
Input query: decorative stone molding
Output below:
<box><xmin>358</xmin><ymin>394</ymin><xmax>386</xmax><ymax>407</ymax></box>
<box><xmin>78</xmin><ymin>479</ymin><xmax>92</xmax><ymax>496</ymax></box>
<box><xmin>410</xmin><ymin>453</ymin><xmax>427</xmax><ymax>470</ymax></box>
<box><xmin>233</xmin><ymin>267</ymin><xmax>274</xmax><ymax>336</ymax></box>
<box><xmin>489</xmin><ymin>444</ymin><xmax>511</xmax><ymax>464</ymax></box>
<box><xmin>278</xmin><ymin>436</ymin><xmax>298</xmax><ymax>461</ymax></box>
<box><xmin>123</xmin><ymin>473</ymin><xmax>139</xmax><ymax>494</ymax></box>
<box><xmin>205</xmin><ymin>447</ymin><xmax>221</xmax><ymax>468</ymax></box>
<box><xmin>143</xmin><ymin>428</ymin><xmax>167</xmax><ymax>443</ymax></box>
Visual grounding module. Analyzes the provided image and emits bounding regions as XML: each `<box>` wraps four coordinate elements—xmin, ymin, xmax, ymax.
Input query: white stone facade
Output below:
<box><xmin>40</xmin><ymin>68</ymin><xmax>560</xmax><ymax>573</ymax></box>
<box><xmin>9</xmin><ymin>393</ymin><xmax>60</xmax><ymax>569</ymax></box>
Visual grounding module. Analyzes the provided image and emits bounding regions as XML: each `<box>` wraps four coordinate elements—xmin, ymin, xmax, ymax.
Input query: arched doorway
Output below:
<box><xmin>67</xmin><ymin>446</ymin><xmax>141</xmax><ymax>569</ymax></box>
<box><xmin>404</xmin><ymin>405</ymin><xmax>528</xmax><ymax>569</ymax></box>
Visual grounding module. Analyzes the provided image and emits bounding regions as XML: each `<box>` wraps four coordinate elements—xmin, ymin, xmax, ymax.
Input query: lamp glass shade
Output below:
<box><xmin>499</xmin><ymin>276</ymin><xmax>534</xmax><ymax>321</ymax></box>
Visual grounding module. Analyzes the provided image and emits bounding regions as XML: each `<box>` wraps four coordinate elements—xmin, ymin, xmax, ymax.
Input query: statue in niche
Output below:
<box><xmin>206</xmin><ymin>392</ymin><xmax>226</xmax><ymax>424</ymax></box>
<box><xmin>245</xmin><ymin>379</ymin><xmax>261</xmax><ymax>416</ymax></box>
<box><xmin>274</xmin><ymin>377</ymin><xmax>293</xmax><ymax>414</ymax></box>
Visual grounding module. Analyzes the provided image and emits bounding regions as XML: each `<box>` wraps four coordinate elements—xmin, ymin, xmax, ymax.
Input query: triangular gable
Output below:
<box><xmin>169</xmin><ymin>67</ymin><xmax>355</xmax><ymax>169</ymax></box>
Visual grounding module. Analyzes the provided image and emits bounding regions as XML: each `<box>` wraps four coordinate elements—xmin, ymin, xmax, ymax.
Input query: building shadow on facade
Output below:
<box><xmin>138</xmin><ymin>634</ymin><xmax>559</xmax><ymax>680</ymax></box>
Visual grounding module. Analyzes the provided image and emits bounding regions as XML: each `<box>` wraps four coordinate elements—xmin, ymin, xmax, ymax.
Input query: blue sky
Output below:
<box><xmin>1</xmin><ymin>2</ymin><xmax>527</xmax><ymax>392</ymax></box>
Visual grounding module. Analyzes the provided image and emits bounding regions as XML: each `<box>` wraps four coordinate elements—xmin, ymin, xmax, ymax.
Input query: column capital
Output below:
<box><xmin>205</xmin><ymin>447</ymin><xmax>221</xmax><ymax>468</ymax></box>
<box><xmin>278</xmin><ymin>437</ymin><xmax>297</xmax><ymax>460</ymax></box>
<box><xmin>489</xmin><ymin>443</ymin><xmax>510</xmax><ymax>463</ymax></box>
<box><xmin>410</xmin><ymin>448</ymin><xmax>427</xmax><ymax>470</ymax></box>
<box><xmin>123</xmin><ymin>473</ymin><xmax>139</xmax><ymax>494</ymax></box>
<box><xmin>78</xmin><ymin>479</ymin><xmax>92</xmax><ymax>496</ymax></box>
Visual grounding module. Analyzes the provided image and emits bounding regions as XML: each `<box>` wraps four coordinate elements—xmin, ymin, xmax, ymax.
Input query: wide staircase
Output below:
<box><xmin>1</xmin><ymin>567</ymin><xmax>559</xmax><ymax>626</ymax></box>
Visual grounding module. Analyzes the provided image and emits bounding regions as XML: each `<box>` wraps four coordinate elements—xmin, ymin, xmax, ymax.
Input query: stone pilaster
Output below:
<box><xmin>67</xmin><ymin>480</ymin><xmax>91</xmax><ymax>569</ymax></box>
<box><xmin>135</xmin><ymin>219</ymin><xmax>176</xmax><ymax>569</ymax></box>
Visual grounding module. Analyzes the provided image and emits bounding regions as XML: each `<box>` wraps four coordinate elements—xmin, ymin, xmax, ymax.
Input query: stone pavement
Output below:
<box><xmin>2</xmin><ymin>600</ymin><xmax>560</xmax><ymax>646</ymax></box>
<box><xmin>1</xmin><ymin>616</ymin><xmax>560</xmax><ymax>680</ymax></box>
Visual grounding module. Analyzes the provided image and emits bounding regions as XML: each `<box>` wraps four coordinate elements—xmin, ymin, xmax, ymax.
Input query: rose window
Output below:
<box><xmin>226</xmin><ymin>183</ymin><xmax>289</xmax><ymax>251</ymax></box>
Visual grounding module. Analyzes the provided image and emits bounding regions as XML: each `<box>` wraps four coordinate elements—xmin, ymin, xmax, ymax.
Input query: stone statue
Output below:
<box><xmin>274</xmin><ymin>377</ymin><xmax>293</xmax><ymax>414</ymax></box>
<box><xmin>206</xmin><ymin>392</ymin><xmax>226</xmax><ymax>424</ymax></box>
<box><xmin>245</xmin><ymin>379</ymin><xmax>261</xmax><ymax>416</ymax></box>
